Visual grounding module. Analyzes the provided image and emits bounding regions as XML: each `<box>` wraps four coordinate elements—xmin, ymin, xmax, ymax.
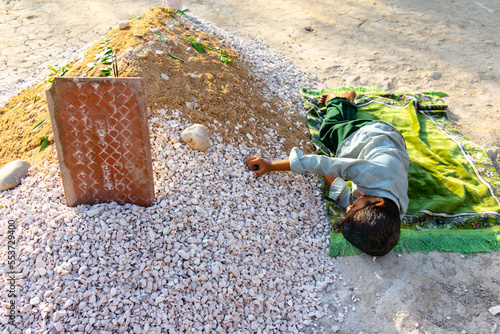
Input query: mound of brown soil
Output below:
<box><xmin>0</xmin><ymin>7</ymin><xmax>310</xmax><ymax>167</ymax></box>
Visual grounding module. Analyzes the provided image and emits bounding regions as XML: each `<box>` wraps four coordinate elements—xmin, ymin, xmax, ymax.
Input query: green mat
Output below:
<box><xmin>301</xmin><ymin>87</ymin><xmax>500</xmax><ymax>256</ymax></box>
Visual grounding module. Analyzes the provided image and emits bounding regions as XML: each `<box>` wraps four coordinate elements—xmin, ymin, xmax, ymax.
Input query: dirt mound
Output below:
<box><xmin>0</xmin><ymin>7</ymin><xmax>310</xmax><ymax>167</ymax></box>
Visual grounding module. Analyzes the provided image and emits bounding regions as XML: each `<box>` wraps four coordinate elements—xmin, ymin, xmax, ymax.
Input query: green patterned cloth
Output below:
<box><xmin>301</xmin><ymin>87</ymin><xmax>500</xmax><ymax>256</ymax></box>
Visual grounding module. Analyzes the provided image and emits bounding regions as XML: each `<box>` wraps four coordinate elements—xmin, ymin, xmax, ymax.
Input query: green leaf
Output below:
<box><xmin>217</xmin><ymin>48</ymin><xmax>232</xmax><ymax>64</ymax></box>
<box><xmin>48</xmin><ymin>64</ymin><xmax>72</xmax><ymax>77</ymax></box>
<box><xmin>100</xmin><ymin>33</ymin><xmax>117</xmax><ymax>49</ymax></box>
<box><xmin>162</xmin><ymin>9</ymin><xmax>177</xmax><ymax>19</ymax></box>
<box><xmin>32</xmin><ymin>118</ymin><xmax>48</xmax><ymax>132</ymax></box>
<box><xmin>98</xmin><ymin>67</ymin><xmax>113</xmax><ymax>77</ymax></box>
<box><xmin>39</xmin><ymin>136</ymin><xmax>48</xmax><ymax>152</ymax></box>
<box><xmin>95</xmin><ymin>47</ymin><xmax>113</xmax><ymax>60</ymax></box>
<box><xmin>168</xmin><ymin>53</ymin><xmax>184</xmax><ymax>62</ymax></box>
<box><xmin>186</xmin><ymin>38</ymin><xmax>206</xmax><ymax>54</ymax></box>
<box><xmin>9</xmin><ymin>103</ymin><xmax>21</xmax><ymax>109</ymax></box>
<box><xmin>154</xmin><ymin>31</ymin><xmax>169</xmax><ymax>44</ymax></box>
<box><xmin>206</xmin><ymin>46</ymin><xmax>232</xmax><ymax>64</ymax></box>
<box><xmin>93</xmin><ymin>46</ymin><xmax>116</xmax><ymax>77</ymax></box>
<box><xmin>174</xmin><ymin>9</ymin><xmax>188</xmax><ymax>17</ymax></box>
<box><xmin>33</xmin><ymin>93</ymin><xmax>40</xmax><ymax>104</ymax></box>
<box><xmin>60</xmin><ymin>65</ymin><xmax>71</xmax><ymax>76</ymax></box>
<box><xmin>48</xmin><ymin>65</ymin><xmax>59</xmax><ymax>73</ymax></box>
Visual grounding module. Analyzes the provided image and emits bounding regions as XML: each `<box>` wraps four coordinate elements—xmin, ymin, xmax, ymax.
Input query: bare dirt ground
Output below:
<box><xmin>1</xmin><ymin>0</ymin><xmax>499</xmax><ymax>333</ymax></box>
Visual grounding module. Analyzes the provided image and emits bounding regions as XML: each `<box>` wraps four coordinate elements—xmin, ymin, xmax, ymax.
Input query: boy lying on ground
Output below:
<box><xmin>246</xmin><ymin>91</ymin><xmax>409</xmax><ymax>256</ymax></box>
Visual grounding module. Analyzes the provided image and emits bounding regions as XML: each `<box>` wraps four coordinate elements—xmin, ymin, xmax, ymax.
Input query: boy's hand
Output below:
<box><xmin>246</xmin><ymin>156</ymin><xmax>291</xmax><ymax>177</ymax></box>
<box><xmin>246</xmin><ymin>156</ymin><xmax>272</xmax><ymax>177</ymax></box>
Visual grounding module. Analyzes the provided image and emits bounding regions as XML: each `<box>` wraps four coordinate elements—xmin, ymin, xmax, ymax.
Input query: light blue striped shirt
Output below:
<box><xmin>289</xmin><ymin>121</ymin><xmax>409</xmax><ymax>219</ymax></box>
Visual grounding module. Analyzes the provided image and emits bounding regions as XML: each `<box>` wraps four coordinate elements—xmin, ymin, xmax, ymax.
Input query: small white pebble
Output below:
<box><xmin>30</xmin><ymin>297</ymin><xmax>41</xmax><ymax>306</ymax></box>
<box><xmin>54</xmin><ymin>322</ymin><xmax>64</xmax><ymax>332</ymax></box>
<box><xmin>118</xmin><ymin>20</ymin><xmax>129</xmax><ymax>30</ymax></box>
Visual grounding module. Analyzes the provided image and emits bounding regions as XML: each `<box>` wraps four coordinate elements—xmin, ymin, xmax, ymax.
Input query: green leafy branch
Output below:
<box><xmin>39</xmin><ymin>136</ymin><xmax>48</xmax><ymax>152</ymax></box>
<box><xmin>174</xmin><ymin>9</ymin><xmax>188</xmax><ymax>17</ymax></box>
<box><xmin>162</xmin><ymin>9</ymin><xmax>177</xmax><ymax>19</ymax></box>
<box><xmin>162</xmin><ymin>8</ymin><xmax>187</xmax><ymax>19</ymax></box>
<box><xmin>185</xmin><ymin>38</ymin><xmax>232</xmax><ymax>64</ymax></box>
<box><xmin>217</xmin><ymin>48</ymin><xmax>232</xmax><ymax>64</ymax></box>
<box><xmin>101</xmin><ymin>33</ymin><xmax>117</xmax><ymax>48</ymax></box>
<box><xmin>85</xmin><ymin>33</ymin><xmax>119</xmax><ymax>77</ymax></box>
<box><xmin>186</xmin><ymin>38</ymin><xmax>206</xmax><ymax>54</ymax></box>
<box><xmin>47</xmin><ymin>64</ymin><xmax>71</xmax><ymax>83</ymax></box>
<box><xmin>87</xmin><ymin>47</ymin><xmax>118</xmax><ymax>77</ymax></box>
<box><xmin>206</xmin><ymin>45</ymin><xmax>232</xmax><ymax>64</ymax></box>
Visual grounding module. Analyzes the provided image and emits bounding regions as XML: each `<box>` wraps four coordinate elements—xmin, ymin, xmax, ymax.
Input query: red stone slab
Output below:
<box><xmin>46</xmin><ymin>77</ymin><xmax>154</xmax><ymax>207</ymax></box>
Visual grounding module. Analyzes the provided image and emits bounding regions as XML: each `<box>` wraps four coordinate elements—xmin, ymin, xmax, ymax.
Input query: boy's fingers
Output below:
<box><xmin>251</xmin><ymin>163</ymin><xmax>262</xmax><ymax>176</ymax></box>
<box><xmin>253</xmin><ymin>167</ymin><xmax>264</xmax><ymax>178</ymax></box>
<box><xmin>245</xmin><ymin>156</ymin><xmax>261</xmax><ymax>171</ymax></box>
<box><xmin>245</xmin><ymin>156</ymin><xmax>268</xmax><ymax>178</ymax></box>
<box><xmin>246</xmin><ymin>159</ymin><xmax>256</xmax><ymax>171</ymax></box>
<box><xmin>245</xmin><ymin>156</ymin><xmax>254</xmax><ymax>170</ymax></box>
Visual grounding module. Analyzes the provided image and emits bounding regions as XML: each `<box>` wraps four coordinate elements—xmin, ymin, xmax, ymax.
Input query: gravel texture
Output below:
<box><xmin>0</xmin><ymin>120</ymin><xmax>345</xmax><ymax>333</ymax></box>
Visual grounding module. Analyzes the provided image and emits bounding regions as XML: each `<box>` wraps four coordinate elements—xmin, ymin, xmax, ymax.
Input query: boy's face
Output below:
<box><xmin>345</xmin><ymin>196</ymin><xmax>385</xmax><ymax>219</ymax></box>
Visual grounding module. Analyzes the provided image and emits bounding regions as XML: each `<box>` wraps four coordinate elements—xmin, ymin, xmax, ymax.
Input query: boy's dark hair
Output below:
<box><xmin>341</xmin><ymin>198</ymin><xmax>400</xmax><ymax>256</ymax></box>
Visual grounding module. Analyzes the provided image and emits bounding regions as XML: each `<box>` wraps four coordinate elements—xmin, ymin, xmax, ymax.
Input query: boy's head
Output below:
<box><xmin>341</xmin><ymin>196</ymin><xmax>400</xmax><ymax>256</ymax></box>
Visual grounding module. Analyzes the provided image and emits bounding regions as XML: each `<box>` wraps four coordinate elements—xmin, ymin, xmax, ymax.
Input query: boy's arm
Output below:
<box><xmin>246</xmin><ymin>156</ymin><xmax>290</xmax><ymax>177</ymax></box>
<box><xmin>246</xmin><ymin>153</ymin><xmax>351</xmax><ymax>208</ymax></box>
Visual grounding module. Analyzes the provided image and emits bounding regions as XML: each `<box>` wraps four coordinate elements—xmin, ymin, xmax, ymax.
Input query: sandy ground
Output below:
<box><xmin>1</xmin><ymin>0</ymin><xmax>500</xmax><ymax>333</ymax></box>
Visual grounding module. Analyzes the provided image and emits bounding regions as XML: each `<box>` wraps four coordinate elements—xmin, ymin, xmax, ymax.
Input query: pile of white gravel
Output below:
<box><xmin>0</xmin><ymin>13</ymin><xmax>351</xmax><ymax>334</ymax></box>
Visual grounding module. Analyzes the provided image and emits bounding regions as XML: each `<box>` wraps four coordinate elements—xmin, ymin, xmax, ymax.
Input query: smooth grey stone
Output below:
<box><xmin>0</xmin><ymin>160</ymin><xmax>31</xmax><ymax>190</ymax></box>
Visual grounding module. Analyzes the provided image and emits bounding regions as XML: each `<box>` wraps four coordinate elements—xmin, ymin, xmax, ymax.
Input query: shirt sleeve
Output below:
<box><xmin>290</xmin><ymin>147</ymin><xmax>359</xmax><ymax>208</ymax></box>
<box><xmin>328</xmin><ymin>178</ymin><xmax>352</xmax><ymax>209</ymax></box>
<box><xmin>289</xmin><ymin>147</ymin><xmax>371</xmax><ymax>180</ymax></box>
